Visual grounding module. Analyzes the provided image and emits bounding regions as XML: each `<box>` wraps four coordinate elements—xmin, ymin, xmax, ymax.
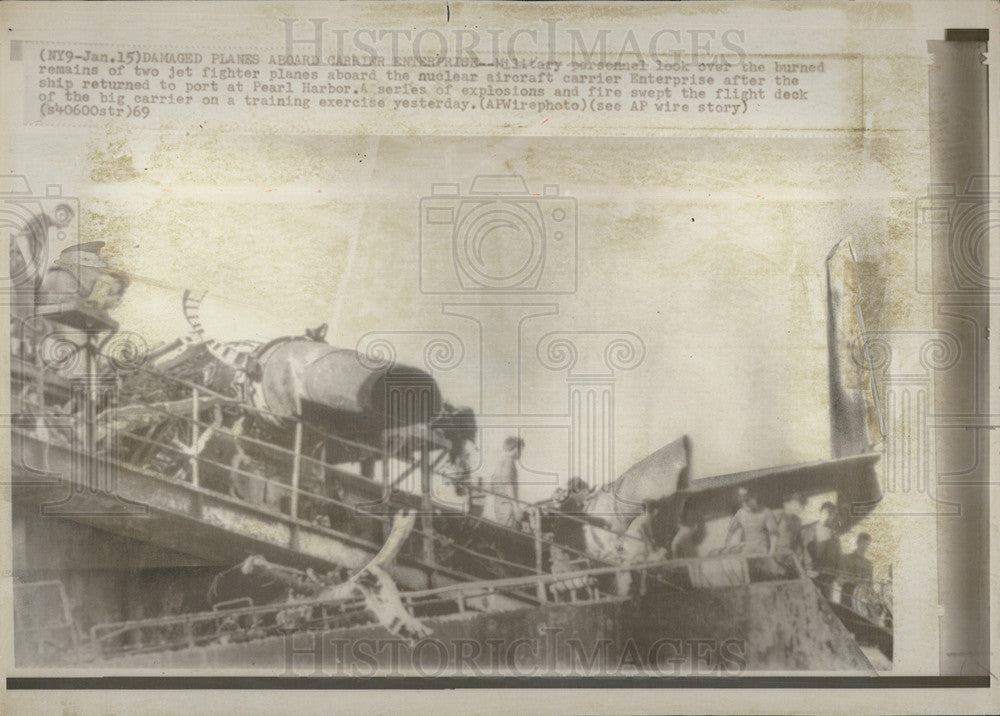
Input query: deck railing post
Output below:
<box><xmin>290</xmin><ymin>419</ymin><xmax>303</xmax><ymax>520</ymax></box>
<box><xmin>190</xmin><ymin>387</ymin><xmax>200</xmax><ymax>487</ymax></box>
<box><xmin>419</xmin><ymin>444</ymin><xmax>435</xmax><ymax>571</ymax></box>
<box><xmin>530</xmin><ymin>507</ymin><xmax>547</xmax><ymax>603</ymax></box>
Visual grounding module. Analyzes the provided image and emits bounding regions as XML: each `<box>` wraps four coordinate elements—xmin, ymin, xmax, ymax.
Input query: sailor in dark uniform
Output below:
<box><xmin>802</xmin><ymin>501</ymin><xmax>842</xmax><ymax>596</ymax></box>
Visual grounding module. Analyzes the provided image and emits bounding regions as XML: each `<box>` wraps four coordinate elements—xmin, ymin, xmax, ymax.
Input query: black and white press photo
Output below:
<box><xmin>2</xmin><ymin>2</ymin><xmax>997</xmax><ymax>714</ymax></box>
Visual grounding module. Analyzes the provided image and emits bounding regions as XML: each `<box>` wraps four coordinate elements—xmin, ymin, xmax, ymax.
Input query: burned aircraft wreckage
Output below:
<box><xmin>10</xmin><ymin>223</ymin><xmax>891</xmax><ymax>672</ymax></box>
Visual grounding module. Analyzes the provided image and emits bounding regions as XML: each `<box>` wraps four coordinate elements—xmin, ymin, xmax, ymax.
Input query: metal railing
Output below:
<box><xmin>812</xmin><ymin>567</ymin><xmax>893</xmax><ymax>627</ymax></box>
<box><xmin>84</xmin><ymin>550</ymin><xmax>805</xmax><ymax>661</ymax></box>
<box><xmin>13</xmin><ymin>344</ymin><xmax>807</xmax><ymax>622</ymax></box>
<box><xmin>16</xmin><ymin>335</ymin><xmax>743</xmax><ymax>641</ymax></box>
<box><xmin>11</xmin><ymin>347</ymin><xmax>650</xmax><ymax>594</ymax></box>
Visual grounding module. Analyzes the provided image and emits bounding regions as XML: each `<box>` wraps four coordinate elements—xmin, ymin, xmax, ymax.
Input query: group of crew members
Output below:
<box><xmin>472</xmin><ymin>435</ymin><xmax>877</xmax><ymax>609</ymax></box>
<box><xmin>615</xmin><ymin>484</ymin><xmax>876</xmax><ymax>609</ymax></box>
<box><xmin>723</xmin><ymin>486</ymin><xmax>873</xmax><ymax>589</ymax></box>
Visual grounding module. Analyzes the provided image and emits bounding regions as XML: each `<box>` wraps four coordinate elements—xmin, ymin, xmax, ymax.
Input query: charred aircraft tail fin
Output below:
<box><xmin>826</xmin><ymin>240</ymin><xmax>885</xmax><ymax>458</ymax></box>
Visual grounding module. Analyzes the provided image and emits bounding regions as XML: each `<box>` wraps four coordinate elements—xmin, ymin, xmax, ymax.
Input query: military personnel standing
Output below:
<box><xmin>724</xmin><ymin>488</ymin><xmax>779</xmax><ymax>555</ymax></box>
